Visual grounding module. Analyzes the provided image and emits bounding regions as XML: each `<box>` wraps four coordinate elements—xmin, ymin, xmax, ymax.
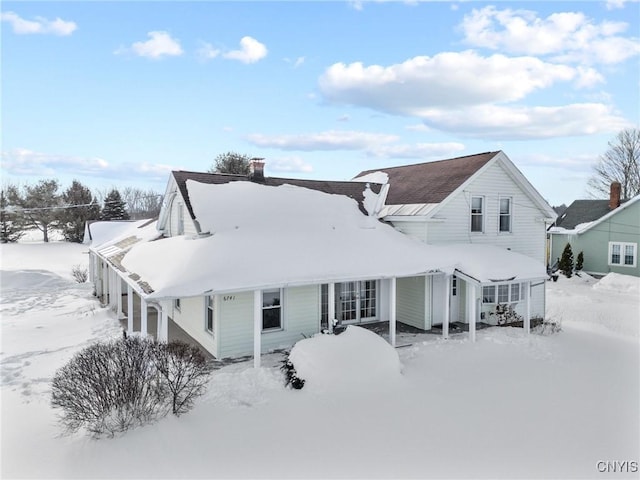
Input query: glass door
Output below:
<box><xmin>333</xmin><ymin>280</ymin><xmax>378</xmax><ymax>324</ymax></box>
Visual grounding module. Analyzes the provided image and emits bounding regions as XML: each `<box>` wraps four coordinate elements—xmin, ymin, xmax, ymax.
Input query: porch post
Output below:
<box><xmin>253</xmin><ymin>289</ymin><xmax>262</xmax><ymax>368</ymax></box>
<box><xmin>110</xmin><ymin>270</ymin><xmax>116</xmax><ymax>309</ymax></box>
<box><xmin>141</xmin><ymin>298</ymin><xmax>148</xmax><ymax>337</ymax></box>
<box><xmin>127</xmin><ymin>285</ymin><xmax>133</xmax><ymax>334</ymax></box>
<box><xmin>389</xmin><ymin>277</ymin><xmax>396</xmax><ymax>347</ymax></box>
<box><xmin>101</xmin><ymin>263</ymin><xmax>108</xmax><ymax>304</ymax></box>
<box><xmin>158</xmin><ymin>302</ymin><xmax>169</xmax><ymax>342</ymax></box>
<box><xmin>443</xmin><ymin>275</ymin><xmax>450</xmax><ymax>340</ymax></box>
<box><xmin>524</xmin><ymin>281</ymin><xmax>531</xmax><ymax>335</ymax></box>
<box><xmin>469</xmin><ymin>284</ymin><xmax>477</xmax><ymax>342</ymax></box>
<box><xmin>116</xmin><ymin>275</ymin><xmax>124</xmax><ymax>319</ymax></box>
<box><xmin>328</xmin><ymin>283</ymin><xmax>335</xmax><ymax>333</ymax></box>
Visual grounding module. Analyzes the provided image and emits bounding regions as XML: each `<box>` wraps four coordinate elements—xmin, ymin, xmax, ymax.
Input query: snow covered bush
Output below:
<box><xmin>51</xmin><ymin>337</ymin><xmax>212</xmax><ymax>437</ymax></box>
<box><xmin>558</xmin><ymin>243</ymin><xmax>574</xmax><ymax>278</ymax></box>
<box><xmin>153</xmin><ymin>341</ymin><xmax>212</xmax><ymax>415</ymax></box>
<box><xmin>71</xmin><ymin>264</ymin><xmax>88</xmax><ymax>283</ymax></box>
<box><xmin>575</xmin><ymin>251</ymin><xmax>584</xmax><ymax>272</ymax></box>
<box><xmin>280</xmin><ymin>356</ymin><xmax>305</xmax><ymax>390</ymax></box>
<box><xmin>533</xmin><ymin>317</ymin><xmax>562</xmax><ymax>335</ymax></box>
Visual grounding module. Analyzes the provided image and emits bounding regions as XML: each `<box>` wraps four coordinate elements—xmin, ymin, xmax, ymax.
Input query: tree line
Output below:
<box><xmin>0</xmin><ymin>179</ymin><xmax>162</xmax><ymax>243</ymax></box>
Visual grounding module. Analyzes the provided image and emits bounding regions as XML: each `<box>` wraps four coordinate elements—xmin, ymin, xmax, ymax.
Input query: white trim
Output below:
<box><xmin>253</xmin><ymin>290</ymin><xmax>261</xmax><ymax>368</ymax></box>
<box><xmin>470</xmin><ymin>195</ymin><xmax>485</xmax><ymax>233</ymax></box>
<box><xmin>389</xmin><ymin>277</ymin><xmax>396</xmax><ymax>347</ymax></box>
<box><xmin>608</xmin><ymin>241</ymin><xmax>638</xmax><ymax>268</ymax></box>
<box><xmin>261</xmin><ymin>288</ymin><xmax>284</xmax><ymax>332</ymax></box>
<box><xmin>498</xmin><ymin>196</ymin><xmax>513</xmax><ymax>234</ymax></box>
<box><xmin>205</xmin><ymin>295</ymin><xmax>215</xmax><ymax>335</ymax></box>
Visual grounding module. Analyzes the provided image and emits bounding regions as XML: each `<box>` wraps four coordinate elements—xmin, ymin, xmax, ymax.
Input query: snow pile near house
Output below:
<box><xmin>593</xmin><ymin>272</ymin><xmax>640</xmax><ymax>295</ymax></box>
<box><xmin>288</xmin><ymin>326</ymin><xmax>402</xmax><ymax>393</ymax></box>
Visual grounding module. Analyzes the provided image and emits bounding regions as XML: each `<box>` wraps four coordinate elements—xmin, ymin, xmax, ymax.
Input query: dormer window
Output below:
<box><xmin>471</xmin><ymin>196</ymin><xmax>484</xmax><ymax>233</ymax></box>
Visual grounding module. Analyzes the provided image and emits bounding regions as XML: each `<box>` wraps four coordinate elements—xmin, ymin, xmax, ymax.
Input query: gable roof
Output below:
<box><xmin>553</xmin><ymin>200</ymin><xmax>615</xmax><ymax>229</ymax></box>
<box><xmin>355</xmin><ymin>151</ymin><xmax>499</xmax><ymax>204</ymax></box>
<box><xmin>172</xmin><ymin>170</ymin><xmax>382</xmax><ymax>220</ymax></box>
<box><xmin>552</xmin><ymin>195</ymin><xmax>639</xmax><ymax>234</ymax></box>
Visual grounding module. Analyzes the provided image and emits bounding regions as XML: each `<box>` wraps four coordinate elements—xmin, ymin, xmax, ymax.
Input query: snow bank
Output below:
<box><xmin>288</xmin><ymin>326</ymin><xmax>403</xmax><ymax>393</ymax></box>
<box><xmin>593</xmin><ymin>272</ymin><xmax>640</xmax><ymax>295</ymax></box>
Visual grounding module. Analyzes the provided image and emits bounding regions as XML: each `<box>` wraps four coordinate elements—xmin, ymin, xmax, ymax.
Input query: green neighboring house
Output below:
<box><xmin>549</xmin><ymin>184</ymin><xmax>640</xmax><ymax>277</ymax></box>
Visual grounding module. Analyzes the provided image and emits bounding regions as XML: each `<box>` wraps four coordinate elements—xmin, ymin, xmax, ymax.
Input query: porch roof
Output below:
<box><xmin>118</xmin><ymin>180</ymin><xmax>545</xmax><ymax>299</ymax></box>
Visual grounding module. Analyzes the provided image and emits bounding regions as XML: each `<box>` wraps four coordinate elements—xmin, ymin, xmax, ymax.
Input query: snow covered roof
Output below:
<box><xmin>86</xmin><ymin>219</ymin><xmax>157</xmax><ymax>248</ymax></box>
<box><xmin>119</xmin><ymin>181</ymin><xmax>546</xmax><ymax>299</ymax></box>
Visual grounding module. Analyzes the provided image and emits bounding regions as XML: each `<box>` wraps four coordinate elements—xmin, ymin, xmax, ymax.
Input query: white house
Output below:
<box><xmin>89</xmin><ymin>153</ymin><xmax>554</xmax><ymax>365</ymax></box>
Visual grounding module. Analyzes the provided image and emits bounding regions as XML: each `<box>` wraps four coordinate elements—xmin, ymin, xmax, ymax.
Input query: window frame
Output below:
<box><xmin>470</xmin><ymin>196</ymin><xmax>484</xmax><ymax>233</ymax></box>
<box><xmin>498</xmin><ymin>196</ymin><xmax>512</xmax><ymax>233</ymax></box>
<box><xmin>174</xmin><ymin>298</ymin><xmax>181</xmax><ymax>312</ymax></box>
<box><xmin>482</xmin><ymin>283</ymin><xmax>524</xmax><ymax>305</ymax></box>
<box><xmin>205</xmin><ymin>295</ymin><xmax>214</xmax><ymax>335</ymax></box>
<box><xmin>262</xmin><ymin>288</ymin><xmax>283</xmax><ymax>332</ymax></box>
<box><xmin>608</xmin><ymin>242</ymin><xmax>637</xmax><ymax>268</ymax></box>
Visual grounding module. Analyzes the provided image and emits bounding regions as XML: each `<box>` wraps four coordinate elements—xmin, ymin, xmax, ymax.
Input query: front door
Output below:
<box><xmin>337</xmin><ymin>280</ymin><xmax>378</xmax><ymax>324</ymax></box>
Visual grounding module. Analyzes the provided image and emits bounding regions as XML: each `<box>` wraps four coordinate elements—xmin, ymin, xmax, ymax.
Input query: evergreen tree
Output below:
<box><xmin>12</xmin><ymin>179</ymin><xmax>62</xmax><ymax>242</ymax></box>
<box><xmin>559</xmin><ymin>243</ymin><xmax>574</xmax><ymax>278</ymax></box>
<box><xmin>576</xmin><ymin>251</ymin><xmax>584</xmax><ymax>272</ymax></box>
<box><xmin>208</xmin><ymin>152</ymin><xmax>251</xmax><ymax>175</ymax></box>
<box><xmin>101</xmin><ymin>189</ymin><xmax>129</xmax><ymax>221</ymax></box>
<box><xmin>58</xmin><ymin>180</ymin><xmax>101</xmax><ymax>242</ymax></box>
<box><xmin>0</xmin><ymin>187</ymin><xmax>25</xmax><ymax>243</ymax></box>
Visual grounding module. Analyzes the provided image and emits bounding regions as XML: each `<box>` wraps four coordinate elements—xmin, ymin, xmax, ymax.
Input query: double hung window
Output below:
<box><xmin>471</xmin><ymin>196</ymin><xmax>484</xmax><ymax>233</ymax></box>
<box><xmin>499</xmin><ymin>197</ymin><xmax>512</xmax><ymax>233</ymax></box>
<box><xmin>262</xmin><ymin>289</ymin><xmax>282</xmax><ymax>331</ymax></box>
<box><xmin>609</xmin><ymin>242</ymin><xmax>637</xmax><ymax>267</ymax></box>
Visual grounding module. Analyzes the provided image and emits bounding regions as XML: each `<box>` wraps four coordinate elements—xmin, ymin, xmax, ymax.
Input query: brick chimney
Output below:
<box><xmin>609</xmin><ymin>181</ymin><xmax>621</xmax><ymax>209</ymax></box>
<box><xmin>248</xmin><ymin>158</ymin><xmax>265</xmax><ymax>183</ymax></box>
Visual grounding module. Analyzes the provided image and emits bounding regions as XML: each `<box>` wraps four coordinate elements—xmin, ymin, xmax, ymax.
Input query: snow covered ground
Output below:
<box><xmin>1</xmin><ymin>242</ymin><xmax>639</xmax><ymax>479</ymax></box>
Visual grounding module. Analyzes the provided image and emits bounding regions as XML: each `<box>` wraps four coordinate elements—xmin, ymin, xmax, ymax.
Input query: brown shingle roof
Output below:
<box><xmin>357</xmin><ymin>151</ymin><xmax>499</xmax><ymax>205</ymax></box>
<box><xmin>172</xmin><ymin>170</ymin><xmax>382</xmax><ymax>219</ymax></box>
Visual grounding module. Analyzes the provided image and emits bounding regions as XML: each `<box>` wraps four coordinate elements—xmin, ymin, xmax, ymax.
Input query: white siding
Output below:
<box><xmin>391</xmin><ymin>221</ymin><xmax>428</xmax><ymax>242</ymax></box>
<box><xmin>171</xmin><ymin>296</ymin><xmax>218</xmax><ymax>357</ymax></box>
<box><xmin>166</xmin><ymin>194</ymin><xmax>198</xmax><ymax>237</ymax></box>
<box><xmin>396</xmin><ymin>276</ymin><xmax>426</xmax><ymax>329</ymax></box>
<box><xmin>217</xmin><ymin>286</ymin><xmax>321</xmax><ymax>359</ymax></box>
<box><xmin>425</xmin><ymin>161</ymin><xmax>547</xmax><ymax>263</ymax></box>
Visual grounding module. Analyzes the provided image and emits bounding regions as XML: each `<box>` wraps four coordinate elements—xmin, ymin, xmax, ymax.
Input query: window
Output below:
<box><xmin>174</xmin><ymin>298</ymin><xmax>181</xmax><ymax>311</ymax></box>
<box><xmin>499</xmin><ymin>197</ymin><xmax>512</xmax><ymax>233</ymax></box>
<box><xmin>482</xmin><ymin>286</ymin><xmax>495</xmax><ymax>303</ymax></box>
<box><xmin>483</xmin><ymin>283</ymin><xmax>524</xmax><ymax>304</ymax></box>
<box><xmin>497</xmin><ymin>284</ymin><xmax>509</xmax><ymax>303</ymax></box>
<box><xmin>262</xmin><ymin>289</ymin><xmax>282</xmax><ymax>331</ymax></box>
<box><xmin>471</xmin><ymin>196</ymin><xmax>484</xmax><ymax>232</ymax></box>
<box><xmin>510</xmin><ymin>283</ymin><xmax>520</xmax><ymax>302</ymax></box>
<box><xmin>177</xmin><ymin>204</ymin><xmax>184</xmax><ymax>235</ymax></box>
<box><xmin>452</xmin><ymin>275</ymin><xmax>457</xmax><ymax>296</ymax></box>
<box><xmin>609</xmin><ymin>242</ymin><xmax>637</xmax><ymax>267</ymax></box>
<box><xmin>205</xmin><ymin>296</ymin><xmax>214</xmax><ymax>334</ymax></box>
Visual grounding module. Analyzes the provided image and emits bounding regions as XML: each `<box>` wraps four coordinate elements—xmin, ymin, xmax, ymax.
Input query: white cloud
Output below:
<box><xmin>366</xmin><ymin>142</ymin><xmax>465</xmax><ymax>159</ymax></box>
<box><xmin>605</xmin><ymin>0</ymin><xmax>639</xmax><ymax>9</ymax></box>
<box><xmin>319</xmin><ymin>51</ymin><xmax>578</xmax><ymax>113</ymax></box>
<box><xmin>116</xmin><ymin>31</ymin><xmax>183</xmax><ymax>59</ymax></box>
<box><xmin>197</xmin><ymin>42</ymin><xmax>221</xmax><ymax>61</ymax></box>
<box><xmin>223</xmin><ymin>36</ymin><xmax>267</xmax><ymax>64</ymax></box>
<box><xmin>404</xmin><ymin>124</ymin><xmax>432</xmax><ymax>132</ymax></box>
<box><xmin>246</xmin><ymin>130</ymin><xmax>398</xmax><ymax>151</ymax></box>
<box><xmin>459</xmin><ymin>6</ymin><xmax>640</xmax><ymax>65</ymax></box>
<box><xmin>0</xmin><ymin>148</ymin><xmax>173</xmax><ymax>181</ymax></box>
<box><xmin>1</xmin><ymin>11</ymin><xmax>77</xmax><ymax>36</ymax></box>
<box><xmin>517</xmin><ymin>152</ymin><xmax>597</xmax><ymax>172</ymax></box>
<box><xmin>418</xmin><ymin>103</ymin><xmax>631</xmax><ymax>140</ymax></box>
<box><xmin>285</xmin><ymin>56</ymin><xmax>305</xmax><ymax>68</ymax></box>
<box><xmin>337</xmin><ymin>114</ymin><xmax>350</xmax><ymax>122</ymax></box>
<box><xmin>269</xmin><ymin>156</ymin><xmax>314</xmax><ymax>173</ymax></box>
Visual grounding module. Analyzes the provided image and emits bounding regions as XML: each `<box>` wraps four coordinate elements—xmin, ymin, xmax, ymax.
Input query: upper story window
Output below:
<box><xmin>470</xmin><ymin>196</ymin><xmax>484</xmax><ymax>233</ymax></box>
<box><xmin>609</xmin><ymin>242</ymin><xmax>637</xmax><ymax>268</ymax></box>
<box><xmin>262</xmin><ymin>289</ymin><xmax>283</xmax><ymax>331</ymax></box>
<box><xmin>177</xmin><ymin>203</ymin><xmax>184</xmax><ymax>235</ymax></box>
<box><xmin>499</xmin><ymin>197</ymin><xmax>512</xmax><ymax>233</ymax></box>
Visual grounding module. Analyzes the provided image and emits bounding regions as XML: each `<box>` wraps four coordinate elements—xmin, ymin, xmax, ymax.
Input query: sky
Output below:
<box><xmin>1</xmin><ymin>0</ymin><xmax>639</xmax><ymax>206</ymax></box>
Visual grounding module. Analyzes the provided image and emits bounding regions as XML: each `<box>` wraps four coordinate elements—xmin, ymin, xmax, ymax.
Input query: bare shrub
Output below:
<box><xmin>51</xmin><ymin>337</ymin><xmax>212</xmax><ymax>437</ymax></box>
<box><xmin>153</xmin><ymin>341</ymin><xmax>212</xmax><ymax>415</ymax></box>
<box><xmin>51</xmin><ymin>336</ymin><xmax>164</xmax><ymax>437</ymax></box>
<box><xmin>71</xmin><ymin>265</ymin><xmax>88</xmax><ymax>283</ymax></box>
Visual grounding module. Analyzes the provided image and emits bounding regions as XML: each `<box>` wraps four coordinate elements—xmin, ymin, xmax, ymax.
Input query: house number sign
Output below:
<box><xmin>223</xmin><ymin>295</ymin><xmax>236</xmax><ymax>302</ymax></box>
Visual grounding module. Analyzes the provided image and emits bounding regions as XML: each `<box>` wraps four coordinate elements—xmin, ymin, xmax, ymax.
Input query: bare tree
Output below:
<box><xmin>588</xmin><ymin>128</ymin><xmax>640</xmax><ymax>200</ymax></box>
<box><xmin>120</xmin><ymin>187</ymin><xmax>163</xmax><ymax>220</ymax></box>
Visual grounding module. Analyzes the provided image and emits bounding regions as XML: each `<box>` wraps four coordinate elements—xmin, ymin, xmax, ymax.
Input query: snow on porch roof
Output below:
<box><xmin>121</xmin><ymin>181</ymin><xmax>546</xmax><ymax>299</ymax></box>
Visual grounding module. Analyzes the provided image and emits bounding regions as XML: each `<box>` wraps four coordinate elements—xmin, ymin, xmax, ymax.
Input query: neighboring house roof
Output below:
<box><xmin>551</xmin><ymin>195</ymin><xmax>640</xmax><ymax>235</ymax></box>
<box><xmin>121</xmin><ymin>181</ymin><xmax>546</xmax><ymax>299</ymax></box>
<box><xmin>171</xmin><ymin>170</ymin><xmax>383</xmax><ymax>220</ymax></box>
<box><xmin>356</xmin><ymin>151</ymin><xmax>498</xmax><ymax>204</ymax></box>
<box><xmin>553</xmin><ymin>200</ymin><xmax>617</xmax><ymax>230</ymax></box>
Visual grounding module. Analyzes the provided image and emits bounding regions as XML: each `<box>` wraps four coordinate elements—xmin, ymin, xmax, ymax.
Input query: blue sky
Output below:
<box><xmin>2</xmin><ymin>0</ymin><xmax>639</xmax><ymax>206</ymax></box>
